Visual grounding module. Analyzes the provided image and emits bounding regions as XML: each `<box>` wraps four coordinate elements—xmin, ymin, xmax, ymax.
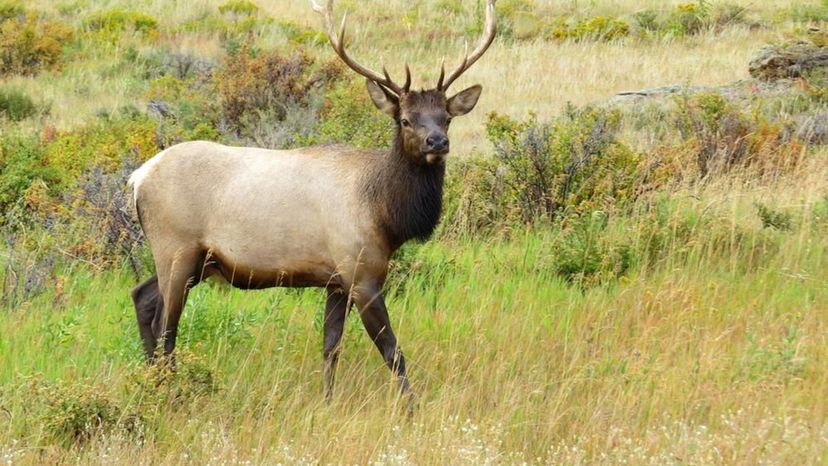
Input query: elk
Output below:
<box><xmin>129</xmin><ymin>0</ymin><xmax>497</xmax><ymax>399</ymax></box>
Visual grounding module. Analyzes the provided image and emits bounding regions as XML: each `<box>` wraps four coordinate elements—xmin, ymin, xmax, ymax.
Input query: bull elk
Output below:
<box><xmin>129</xmin><ymin>0</ymin><xmax>497</xmax><ymax>400</ymax></box>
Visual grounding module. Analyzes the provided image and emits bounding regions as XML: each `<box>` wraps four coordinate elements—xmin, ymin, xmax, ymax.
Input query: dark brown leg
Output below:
<box><xmin>354</xmin><ymin>286</ymin><xmax>412</xmax><ymax>398</ymax></box>
<box><xmin>323</xmin><ymin>286</ymin><xmax>350</xmax><ymax>398</ymax></box>
<box><xmin>131</xmin><ymin>275</ymin><xmax>162</xmax><ymax>362</ymax></box>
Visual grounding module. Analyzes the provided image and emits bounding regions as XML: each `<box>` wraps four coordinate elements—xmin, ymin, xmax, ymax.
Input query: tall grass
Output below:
<box><xmin>2</xmin><ymin>0</ymin><xmax>828</xmax><ymax>464</ymax></box>
<box><xmin>2</xmin><ymin>165</ymin><xmax>827</xmax><ymax>463</ymax></box>
<box><xmin>1</xmin><ymin>0</ymin><xmax>800</xmax><ymax>150</ymax></box>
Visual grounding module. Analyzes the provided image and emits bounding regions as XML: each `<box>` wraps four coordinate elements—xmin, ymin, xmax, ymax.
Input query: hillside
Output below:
<box><xmin>2</xmin><ymin>1</ymin><xmax>828</xmax><ymax>464</ymax></box>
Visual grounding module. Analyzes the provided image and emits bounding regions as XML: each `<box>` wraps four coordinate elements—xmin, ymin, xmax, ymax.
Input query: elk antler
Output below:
<box><xmin>437</xmin><ymin>0</ymin><xmax>497</xmax><ymax>92</ymax></box>
<box><xmin>311</xmin><ymin>0</ymin><xmax>411</xmax><ymax>96</ymax></box>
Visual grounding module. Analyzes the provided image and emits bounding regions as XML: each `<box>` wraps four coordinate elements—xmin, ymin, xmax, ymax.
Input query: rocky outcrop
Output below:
<box><xmin>749</xmin><ymin>41</ymin><xmax>828</xmax><ymax>81</ymax></box>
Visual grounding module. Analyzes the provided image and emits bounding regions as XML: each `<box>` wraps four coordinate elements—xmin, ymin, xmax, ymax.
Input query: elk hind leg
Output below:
<box><xmin>131</xmin><ymin>275</ymin><xmax>162</xmax><ymax>362</ymax></box>
<box><xmin>323</xmin><ymin>286</ymin><xmax>350</xmax><ymax>399</ymax></box>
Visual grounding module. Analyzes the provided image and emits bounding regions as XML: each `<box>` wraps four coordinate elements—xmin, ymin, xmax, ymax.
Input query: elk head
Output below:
<box><xmin>312</xmin><ymin>0</ymin><xmax>497</xmax><ymax>165</ymax></box>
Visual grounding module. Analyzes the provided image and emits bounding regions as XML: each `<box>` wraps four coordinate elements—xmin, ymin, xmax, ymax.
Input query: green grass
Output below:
<box><xmin>2</xmin><ymin>181</ymin><xmax>827</xmax><ymax>463</ymax></box>
<box><xmin>2</xmin><ymin>0</ymin><xmax>828</xmax><ymax>463</ymax></box>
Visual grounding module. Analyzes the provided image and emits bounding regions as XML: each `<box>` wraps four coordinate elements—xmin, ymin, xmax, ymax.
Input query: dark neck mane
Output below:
<box><xmin>361</xmin><ymin>132</ymin><xmax>445</xmax><ymax>252</ymax></box>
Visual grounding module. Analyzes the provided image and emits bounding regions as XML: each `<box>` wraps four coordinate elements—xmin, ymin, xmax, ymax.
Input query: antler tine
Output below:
<box><xmin>437</xmin><ymin>62</ymin><xmax>445</xmax><ymax>91</ymax></box>
<box><xmin>403</xmin><ymin>64</ymin><xmax>411</xmax><ymax>92</ymax></box>
<box><xmin>439</xmin><ymin>0</ymin><xmax>497</xmax><ymax>91</ymax></box>
<box><xmin>311</xmin><ymin>0</ymin><xmax>404</xmax><ymax>95</ymax></box>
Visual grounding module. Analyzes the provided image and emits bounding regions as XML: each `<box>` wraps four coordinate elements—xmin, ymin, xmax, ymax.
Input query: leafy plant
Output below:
<box><xmin>218</xmin><ymin>0</ymin><xmax>259</xmax><ymax>16</ymax></box>
<box><xmin>633</xmin><ymin>9</ymin><xmax>660</xmax><ymax>32</ymax></box>
<box><xmin>0</xmin><ymin>134</ymin><xmax>60</xmax><ymax>216</ymax></box>
<box><xmin>42</xmin><ymin>112</ymin><xmax>159</xmax><ymax>190</ymax></box>
<box><xmin>549</xmin><ymin>16</ymin><xmax>630</xmax><ymax>42</ymax></box>
<box><xmin>672</xmin><ymin>92</ymin><xmax>804</xmax><ymax>178</ymax></box>
<box><xmin>667</xmin><ymin>1</ymin><xmax>710</xmax><ymax>35</ymax></box>
<box><xmin>0</xmin><ymin>87</ymin><xmax>38</xmax><ymax>121</ymax></box>
<box><xmin>215</xmin><ymin>45</ymin><xmax>332</xmax><ymax>136</ymax></box>
<box><xmin>790</xmin><ymin>2</ymin><xmax>828</xmax><ymax>22</ymax></box>
<box><xmin>311</xmin><ymin>79</ymin><xmax>392</xmax><ymax>149</ymax></box>
<box><xmin>35</xmin><ymin>381</ymin><xmax>142</xmax><ymax>446</ymax></box>
<box><xmin>486</xmin><ymin>105</ymin><xmax>639</xmax><ymax>224</ymax></box>
<box><xmin>755</xmin><ymin>202</ymin><xmax>795</xmax><ymax>231</ymax></box>
<box><xmin>0</xmin><ymin>14</ymin><xmax>73</xmax><ymax>76</ymax></box>
<box><xmin>550</xmin><ymin>212</ymin><xmax>633</xmax><ymax>287</ymax></box>
<box><xmin>128</xmin><ymin>351</ymin><xmax>219</xmax><ymax>408</ymax></box>
<box><xmin>0</xmin><ymin>1</ymin><xmax>23</xmax><ymax>22</ymax></box>
<box><xmin>83</xmin><ymin>9</ymin><xmax>158</xmax><ymax>34</ymax></box>
<box><xmin>68</xmin><ymin>162</ymin><xmax>147</xmax><ymax>274</ymax></box>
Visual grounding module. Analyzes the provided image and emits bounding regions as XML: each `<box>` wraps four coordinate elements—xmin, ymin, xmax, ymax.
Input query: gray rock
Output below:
<box><xmin>749</xmin><ymin>42</ymin><xmax>828</xmax><ymax>81</ymax></box>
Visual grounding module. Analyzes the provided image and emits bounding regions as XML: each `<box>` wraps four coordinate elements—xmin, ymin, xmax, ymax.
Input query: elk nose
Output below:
<box><xmin>426</xmin><ymin>134</ymin><xmax>449</xmax><ymax>152</ymax></box>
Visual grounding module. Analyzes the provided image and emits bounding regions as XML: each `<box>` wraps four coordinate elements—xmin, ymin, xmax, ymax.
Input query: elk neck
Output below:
<box><xmin>361</xmin><ymin>129</ymin><xmax>445</xmax><ymax>252</ymax></box>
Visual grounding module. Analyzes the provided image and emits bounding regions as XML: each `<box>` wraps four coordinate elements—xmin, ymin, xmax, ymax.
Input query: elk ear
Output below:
<box><xmin>366</xmin><ymin>79</ymin><xmax>398</xmax><ymax>117</ymax></box>
<box><xmin>447</xmin><ymin>84</ymin><xmax>483</xmax><ymax>117</ymax></box>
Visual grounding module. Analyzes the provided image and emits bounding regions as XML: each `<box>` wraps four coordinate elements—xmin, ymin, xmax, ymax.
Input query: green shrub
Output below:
<box><xmin>441</xmin><ymin>155</ymin><xmax>503</xmax><ymax>236</ymax></box>
<box><xmin>311</xmin><ymin>79</ymin><xmax>393</xmax><ymax>149</ymax></box>
<box><xmin>43</xmin><ymin>113</ymin><xmax>159</xmax><ymax>191</ymax></box>
<box><xmin>672</xmin><ymin>93</ymin><xmax>804</xmax><ymax>177</ymax></box>
<box><xmin>790</xmin><ymin>3</ymin><xmax>828</xmax><ymax>22</ymax></box>
<box><xmin>219</xmin><ymin>0</ymin><xmax>259</xmax><ymax>16</ymax></box>
<box><xmin>509</xmin><ymin>11</ymin><xmax>544</xmax><ymax>40</ymax></box>
<box><xmin>136</xmin><ymin>48</ymin><xmax>216</xmax><ymax>81</ymax></box>
<box><xmin>551</xmin><ymin>212</ymin><xmax>633</xmax><ymax>287</ymax></box>
<box><xmin>129</xmin><ymin>351</ymin><xmax>219</xmax><ymax>408</ymax></box>
<box><xmin>0</xmin><ymin>1</ymin><xmax>23</xmax><ymax>22</ymax></box>
<box><xmin>756</xmin><ymin>202</ymin><xmax>795</xmax><ymax>231</ymax></box>
<box><xmin>711</xmin><ymin>3</ymin><xmax>747</xmax><ymax>29</ymax></box>
<box><xmin>37</xmin><ymin>381</ymin><xmax>142</xmax><ymax>445</ymax></box>
<box><xmin>436</xmin><ymin>0</ymin><xmax>464</xmax><ymax>15</ymax></box>
<box><xmin>0</xmin><ymin>87</ymin><xmax>38</xmax><ymax>121</ymax></box>
<box><xmin>549</xmin><ymin>16</ymin><xmax>630</xmax><ymax>42</ymax></box>
<box><xmin>467</xmin><ymin>0</ymin><xmax>535</xmax><ymax>39</ymax></box>
<box><xmin>276</xmin><ymin>19</ymin><xmax>326</xmax><ymax>46</ymax></box>
<box><xmin>667</xmin><ymin>1</ymin><xmax>710</xmax><ymax>35</ymax></box>
<box><xmin>143</xmin><ymin>67</ymin><xmax>222</xmax><ymax>146</ymax></box>
<box><xmin>633</xmin><ymin>9</ymin><xmax>660</xmax><ymax>32</ymax></box>
<box><xmin>0</xmin><ymin>134</ymin><xmax>60</xmax><ymax>217</ymax></box>
<box><xmin>187</xmin><ymin>122</ymin><xmax>222</xmax><ymax>141</ymax></box>
<box><xmin>443</xmin><ymin>106</ymin><xmax>641</xmax><ymax>235</ymax></box>
<box><xmin>0</xmin><ymin>14</ymin><xmax>73</xmax><ymax>76</ymax></box>
<box><xmin>485</xmin><ymin>105</ymin><xmax>640</xmax><ymax>224</ymax></box>
<box><xmin>83</xmin><ymin>9</ymin><xmax>158</xmax><ymax>34</ymax></box>
<box><xmin>632</xmin><ymin>2</ymin><xmax>744</xmax><ymax>38</ymax></box>
<box><xmin>216</xmin><ymin>45</ymin><xmax>320</xmax><ymax>134</ymax></box>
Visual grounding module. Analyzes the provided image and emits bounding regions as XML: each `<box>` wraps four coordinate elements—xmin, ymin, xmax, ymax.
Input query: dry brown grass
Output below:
<box><xmin>12</xmin><ymin>0</ymin><xmax>801</xmax><ymax>151</ymax></box>
<box><xmin>3</xmin><ymin>1</ymin><xmax>828</xmax><ymax>464</ymax></box>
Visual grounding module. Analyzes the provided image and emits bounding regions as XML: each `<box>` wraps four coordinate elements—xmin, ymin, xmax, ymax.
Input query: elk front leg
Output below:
<box><xmin>354</xmin><ymin>285</ymin><xmax>412</xmax><ymax>398</ymax></box>
<box><xmin>323</xmin><ymin>286</ymin><xmax>349</xmax><ymax>398</ymax></box>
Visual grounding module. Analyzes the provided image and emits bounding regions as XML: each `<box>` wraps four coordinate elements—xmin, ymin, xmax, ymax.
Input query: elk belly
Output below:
<box><xmin>204</xmin><ymin>248</ymin><xmax>337</xmax><ymax>289</ymax></box>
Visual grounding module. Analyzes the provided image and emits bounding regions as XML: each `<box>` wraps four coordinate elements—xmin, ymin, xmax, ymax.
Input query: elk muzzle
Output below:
<box><xmin>423</xmin><ymin>133</ymin><xmax>449</xmax><ymax>164</ymax></box>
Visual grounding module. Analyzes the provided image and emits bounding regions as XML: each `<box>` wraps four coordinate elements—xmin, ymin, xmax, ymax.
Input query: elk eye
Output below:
<box><xmin>400</xmin><ymin>119</ymin><xmax>411</xmax><ymax>128</ymax></box>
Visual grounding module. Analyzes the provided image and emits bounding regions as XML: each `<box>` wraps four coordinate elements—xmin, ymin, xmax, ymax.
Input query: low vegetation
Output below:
<box><xmin>0</xmin><ymin>5</ymin><xmax>72</xmax><ymax>76</ymax></box>
<box><xmin>1</xmin><ymin>0</ymin><xmax>828</xmax><ymax>463</ymax></box>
